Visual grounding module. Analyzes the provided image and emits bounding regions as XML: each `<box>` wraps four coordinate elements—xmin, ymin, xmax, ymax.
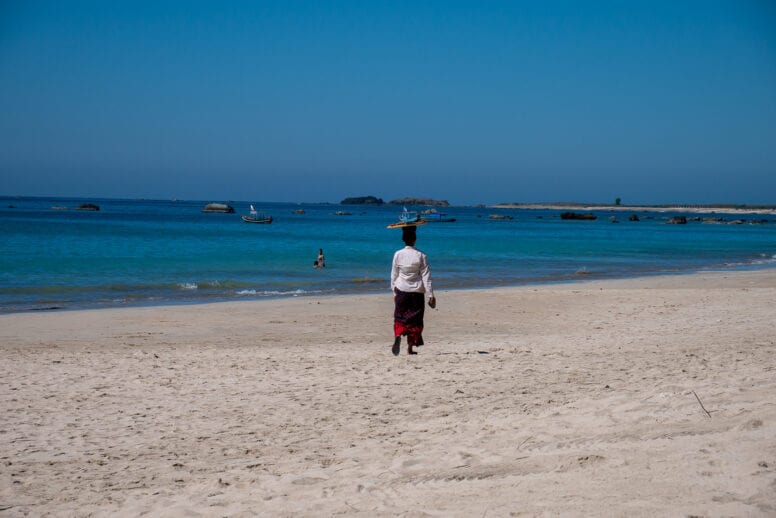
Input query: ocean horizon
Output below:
<box><xmin>2</xmin><ymin>195</ymin><xmax>775</xmax><ymax>313</ymax></box>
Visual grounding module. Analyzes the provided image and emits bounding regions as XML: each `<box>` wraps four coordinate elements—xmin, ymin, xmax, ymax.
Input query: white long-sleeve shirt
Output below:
<box><xmin>390</xmin><ymin>246</ymin><xmax>433</xmax><ymax>297</ymax></box>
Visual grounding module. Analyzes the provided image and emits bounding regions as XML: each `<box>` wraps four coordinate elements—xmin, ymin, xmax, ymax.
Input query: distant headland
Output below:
<box><xmin>492</xmin><ymin>202</ymin><xmax>776</xmax><ymax>215</ymax></box>
<box><xmin>341</xmin><ymin>195</ymin><xmax>450</xmax><ymax>207</ymax></box>
<box><xmin>337</xmin><ymin>197</ymin><xmax>774</xmax><ymax>213</ymax></box>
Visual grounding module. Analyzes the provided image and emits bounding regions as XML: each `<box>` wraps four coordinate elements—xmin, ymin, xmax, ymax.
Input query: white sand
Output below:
<box><xmin>1</xmin><ymin>270</ymin><xmax>775</xmax><ymax>516</ymax></box>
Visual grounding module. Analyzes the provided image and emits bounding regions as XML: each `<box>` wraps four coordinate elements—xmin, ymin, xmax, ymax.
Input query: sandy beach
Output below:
<box><xmin>1</xmin><ymin>269</ymin><xmax>775</xmax><ymax>516</ymax></box>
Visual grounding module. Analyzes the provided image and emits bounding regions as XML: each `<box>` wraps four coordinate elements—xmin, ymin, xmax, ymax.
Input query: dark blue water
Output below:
<box><xmin>1</xmin><ymin>196</ymin><xmax>774</xmax><ymax>312</ymax></box>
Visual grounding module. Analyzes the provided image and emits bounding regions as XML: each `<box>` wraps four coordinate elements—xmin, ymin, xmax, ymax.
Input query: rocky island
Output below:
<box><xmin>340</xmin><ymin>196</ymin><xmax>384</xmax><ymax>205</ymax></box>
<box><xmin>388</xmin><ymin>197</ymin><xmax>450</xmax><ymax>207</ymax></box>
<box><xmin>340</xmin><ymin>196</ymin><xmax>450</xmax><ymax>207</ymax></box>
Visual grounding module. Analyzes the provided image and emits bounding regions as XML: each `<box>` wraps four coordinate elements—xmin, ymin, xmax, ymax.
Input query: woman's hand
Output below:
<box><xmin>428</xmin><ymin>296</ymin><xmax>436</xmax><ymax>309</ymax></box>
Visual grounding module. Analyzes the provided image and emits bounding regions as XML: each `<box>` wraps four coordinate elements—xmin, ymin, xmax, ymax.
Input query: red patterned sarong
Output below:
<box><xmin>394</xmin><ymin>288</ymin><xmax>425</xmax><ymax>346</ymax></box>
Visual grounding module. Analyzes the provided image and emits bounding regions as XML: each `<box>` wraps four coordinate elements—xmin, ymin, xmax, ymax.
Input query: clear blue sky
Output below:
<box><xmin>1</xmin><ymin>1</ymin><xmax>775</xmax><ymax>205</ymax></box>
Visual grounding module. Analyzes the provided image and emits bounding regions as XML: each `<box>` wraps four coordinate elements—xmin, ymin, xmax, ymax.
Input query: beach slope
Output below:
<box><xmin>1</xmin><ymin>270</ymin><xmax>775</xmax><ymax>516</ymax></box>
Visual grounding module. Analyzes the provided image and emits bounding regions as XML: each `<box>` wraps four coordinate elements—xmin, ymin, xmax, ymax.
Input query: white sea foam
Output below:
<box><xmin>720</xmin><ymin>253</ymin><xmax>776</xmax><ymax>268</ymax></box>
<box><xmin>752</xmin><ymin>254</ymin><xmax>776</xmax><ymax>265</ymax></box>
<box><xmin>236</xmin><ymin>288</ymin><xmax>321</xmax><ymax>297</ymax></box>
<box><xmin>179</xmin><ymin>283</ymin><xmax>198</xmax><ymax>290</ymax></box>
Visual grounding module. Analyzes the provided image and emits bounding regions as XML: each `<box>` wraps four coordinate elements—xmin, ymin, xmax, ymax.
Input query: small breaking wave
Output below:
<box><xmin>721</xmin><ymin>253</ymin><xmax>776</xmax><ymax>269</ymax></box>
<box><xmin>236</xmin><ymin>288</ymin><xmax>320</xmax><ymax>297</ymax></box>
<box><xmin>178</xmin><ymin>280</ymin><xmax>250</xmax><ymax>290</ymax></box>
<box><xmin>751</xmin><ymin>253</ymin><xmax>776</xmax><ymax>265</ymax></box>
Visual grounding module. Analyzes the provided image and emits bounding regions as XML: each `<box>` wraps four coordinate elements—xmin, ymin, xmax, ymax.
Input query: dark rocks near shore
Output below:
<box><xmin>666</xmin><ymin>216</ymin><xmax>687</xmax><ymax>224</ymax></box>
<box><xmin>76</xmin><ymin>203</ymin><xmax>100</xmax><ymax>211</ymax></box>
<box><xmin>388</xmin><ymin>197</ymin><xmax>450</xmax><ymax>207</ymax></box>
<box><xmin>629</xmin><ymin>214</ymin><xmax>640</xmax><ymax>221</ymax></box>
<box><xmin>202</xmin><ymin>203</ymin><xmax>235</xmax><ymax>213</ymax></box>
<box><xmin>560</xmin><ymin>212</ymin><xmax>597</xmax><ymax>220</ymax></box>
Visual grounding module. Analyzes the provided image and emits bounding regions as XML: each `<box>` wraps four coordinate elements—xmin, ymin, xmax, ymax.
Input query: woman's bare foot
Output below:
<box><xmin>392</xmin><ymin>336</ymin><xmax>401</xmax><ymax>356</ymax></box>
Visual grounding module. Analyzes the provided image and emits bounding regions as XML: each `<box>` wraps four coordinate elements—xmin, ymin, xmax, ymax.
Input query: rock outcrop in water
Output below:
<box><xmin>76</xmin><ymin>203</ymin><xmax>100</xmax><ymax>211</ymax></box>
<box><xmin>202</xmin><ymin>203</ymin><xmax>235</xmax><ymax>213</ymax></box>
<box><xmin>340</xmin><ymin>196</ymin><xmax>384</xmax><ymax>205</ymax></box>
<box><xmin>560</xmin><ymin>212</ymin><xmax>597</xmax><ymax>220</ymax></box>
<box><xmin>388</xmin><ymin>198</ymin><xmax>450</xmax><ymax>207</ymax></box>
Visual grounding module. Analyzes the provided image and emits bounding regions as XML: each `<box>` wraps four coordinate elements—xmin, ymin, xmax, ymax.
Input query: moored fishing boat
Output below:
<box><xmin>387</xmin><ymin>207</ymin><xmax>427</xmax><ymax>228</ymax></box>
<box><xmin>421</xmin><ymin>211</ymin><xmax>456</xmax><ymax>223</ymax></box>
<box><xmin>242</xmin><ymin>205</ymin><xmax>273</xmax><ymax>224</ymax></box>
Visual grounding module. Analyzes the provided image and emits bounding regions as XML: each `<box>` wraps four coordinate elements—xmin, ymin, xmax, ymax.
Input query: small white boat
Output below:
<box><xmin>242</xmin><ymin>205</ymin><xmax>273</xmax><ymax>224</ymax></box>
<box><xmin>387</xmin><ymin>208</ymin><xmax>427</xmax><ymax>229</ymax></box>
<box><xmin>422</xmin><ymin>212</ymin><xmax>456</xmax><ymax>223</ymax></box>
<box><xmin>398</xmin><ymin>207</ymin><xmax>422</xmax><ymax>223</ymax></box>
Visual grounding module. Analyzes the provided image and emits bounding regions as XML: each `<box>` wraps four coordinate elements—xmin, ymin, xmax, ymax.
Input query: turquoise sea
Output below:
<box><xmin>1</xmin><ymin>196</ymin><xmax>775</xmax><ymax>313</ymax></box>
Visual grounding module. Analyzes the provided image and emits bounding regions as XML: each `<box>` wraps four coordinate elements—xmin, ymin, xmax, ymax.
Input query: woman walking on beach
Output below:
<box><xmin>391</xmin><ymin>226</ymin><xmax>436</xmax><ymax>355</ymax></box>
